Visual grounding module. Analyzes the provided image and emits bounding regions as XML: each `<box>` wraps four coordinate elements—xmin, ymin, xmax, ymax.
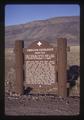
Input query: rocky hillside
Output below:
<box><xmin>5</xmin><ymin>16</ymin><xmax>80</xmax><ymax>48</ymax></box>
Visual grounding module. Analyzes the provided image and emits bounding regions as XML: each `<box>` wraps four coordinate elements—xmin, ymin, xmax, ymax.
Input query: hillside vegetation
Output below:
<box><xmin>5</xmin><ymin>16</ymin><xmax>80</xmax><ymax>48</ymax></box>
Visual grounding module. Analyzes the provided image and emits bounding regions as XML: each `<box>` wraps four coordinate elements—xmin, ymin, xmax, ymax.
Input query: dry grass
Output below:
<box><xmin>5</xmin><ymin>46</ymin><xmax>80</xmax><ymax>96</ymax></box>
<box><xmin>67</xmin><ymin>46</ymin><xmax>80</xmax><ymax>66</ymax></box>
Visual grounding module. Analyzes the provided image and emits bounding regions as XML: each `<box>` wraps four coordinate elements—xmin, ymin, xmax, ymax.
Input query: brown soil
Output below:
<box><xmin>5</xmin><ymin>93</ymin><xmax>80</xmax><ymax>116</ymax></box>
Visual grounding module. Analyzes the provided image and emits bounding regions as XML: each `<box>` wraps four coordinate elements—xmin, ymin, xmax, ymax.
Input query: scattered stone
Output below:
<box><xmin>5</xmin><ymin>93</ymin><xmax>80</xmax><ymax>115</ymax></box>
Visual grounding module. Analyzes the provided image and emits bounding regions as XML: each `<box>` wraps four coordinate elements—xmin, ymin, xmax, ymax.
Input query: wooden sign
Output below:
<box><xmin>15</xmin><ymin>38</ymin><xmax>67</xmax><ymax>97</ymax></box>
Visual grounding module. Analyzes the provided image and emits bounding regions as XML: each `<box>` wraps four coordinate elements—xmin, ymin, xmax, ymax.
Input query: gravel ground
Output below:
<box><xmin>5</xmin><ymin>93</ymin><xmax>80</xmax><ymax>116</ymax></box>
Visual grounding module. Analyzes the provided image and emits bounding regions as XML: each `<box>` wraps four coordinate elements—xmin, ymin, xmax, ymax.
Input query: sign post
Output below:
<box><xmin>15</xmin><ymin>40</ymin><xmax>24</xmax><ymax>95</ymax></box>
<box><xmin>57</xmin><ymin>38</ymin><xmax>67</xmax><ymax>97</ymax></box>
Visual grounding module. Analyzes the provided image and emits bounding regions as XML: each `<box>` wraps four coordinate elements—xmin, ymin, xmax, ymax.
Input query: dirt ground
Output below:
<box><xmin>5</xmin><ymin>93</ymin><xmax>80</xmax><ymax>116</ymax></box>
